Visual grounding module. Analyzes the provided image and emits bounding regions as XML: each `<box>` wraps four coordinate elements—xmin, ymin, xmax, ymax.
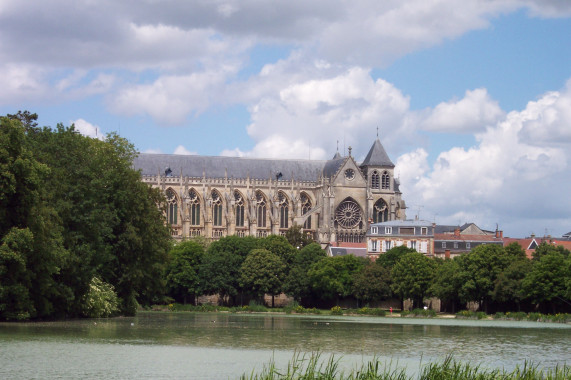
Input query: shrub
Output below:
<box><xmin>330</xmin><ymin>306</ymin><xmax>343</xmax><ymax>315</ymax></box>
<box><xmin>82</xmin><ymin>277</ymin><xmax>119</xmax><ymax>318</ymax></box>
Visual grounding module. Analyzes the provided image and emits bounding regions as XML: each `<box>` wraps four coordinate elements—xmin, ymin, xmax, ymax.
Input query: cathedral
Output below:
<box><xmin>133</xmin><ymin>138</ymin><xmax>406</xmax><ymax>247</ymax></box>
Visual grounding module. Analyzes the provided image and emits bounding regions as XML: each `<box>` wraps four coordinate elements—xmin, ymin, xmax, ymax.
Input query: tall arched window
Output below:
<box><xmin>234</xmin><ymin>191</ymin><xmax>244</xmax><ymax>227</ymax></box>
<box><xmin>278</xmin><ymin>192</ymin><xmax>289</xmax><ymax>229</ymax></box>
<box><xmin>371</xmin><ymin>171</ymin><xmax>380</xmax><ymax>189</ymax></box>
<box><xmin>166</xmin><ymin>188</ymin><xmax>178</xmax><ymax>225</ymax></box>
<box><xmin>212</xmin><ymin>190</ymin><xmax>223</xmax><ymax>226</ymax></box>
<box><xmin>373</xmin><ymin>198</ymin><xmax>388</xmax><ymax>223</ymax></box>
<box><xmin>188</xmin><ymin>189</ymin><xmax>200</xmax><ymax>226</ymax></box>
<box><xmin>382</xmin><ymin>171</ymin><xmax>390</xmax><ymax>190</ymax></box>
<box><xmin>301</xmin><ymin>193</ymin><xmax>312</xmax><ymax>229</ymax></box>
<box><xmin>255</xmin><ymin>191</ymin><xmax>267</xmax><ymax>228</ymax></box>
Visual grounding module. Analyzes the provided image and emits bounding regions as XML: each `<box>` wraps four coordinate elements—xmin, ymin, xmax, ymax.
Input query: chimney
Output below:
<box><xmin>445</xmin><ymin>249</ymin><xmax>450</xmax><ymax>259</ymax></box>
<box><xmin>454</xmin><ymin>227</ymin><xmax>460</xmax><ymax>237</ymax></box>
<box><xmin>500</xmin><ymin>231</ymin><xmax>503</xmax><ymax>239</ymax></box>
<box><xmin>495</xmin><ymin>229</ymin><xmax>500</xmax><ymax>238</ymax></box>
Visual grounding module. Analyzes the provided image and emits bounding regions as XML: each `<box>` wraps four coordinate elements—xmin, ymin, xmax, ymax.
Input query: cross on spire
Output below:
<box><xmin>376</xmin><ymin>126</ymin><xmax>379</xmax><ymax>138</ymax></box>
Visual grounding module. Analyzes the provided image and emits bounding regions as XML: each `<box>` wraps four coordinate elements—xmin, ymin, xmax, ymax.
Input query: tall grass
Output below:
<box><xmin>240</xmin><ymin>353</ymin><xmax>570</xmax><ymax>380</ymax></box>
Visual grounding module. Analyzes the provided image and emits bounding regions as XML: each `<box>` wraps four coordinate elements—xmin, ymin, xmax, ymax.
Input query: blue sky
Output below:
<box><xmin>1</xmin><ymin>0</ymin><xmax>570</xmax><ymax>237</ymax></box>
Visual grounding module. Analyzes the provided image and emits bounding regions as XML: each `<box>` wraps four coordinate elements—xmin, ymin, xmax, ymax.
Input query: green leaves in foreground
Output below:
<box><xmin>240</xmin><ymin>353</ymin><xmax>570</xmax><ymax>380</ymax></box>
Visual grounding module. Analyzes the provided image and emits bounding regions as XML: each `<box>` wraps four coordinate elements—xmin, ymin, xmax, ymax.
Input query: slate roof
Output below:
<box><xmin>329</xmin><ymin>247</ymin><xmax>368</xmax><ymax>258</ymax></box>
<box><xmin>360</xmin><ymin>138</ymin><xmax>394</xmax><ymax>167</ymax></box>
<box><xmin>133</xmin><ymin>153</ymin><xmax>328</xmax><ymax>181</ymax></box>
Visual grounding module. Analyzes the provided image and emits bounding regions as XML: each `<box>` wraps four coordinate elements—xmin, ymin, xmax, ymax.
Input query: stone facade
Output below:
<box><xmin>133</xmin><ymin>138</ymin><xmax>406</xmax><ymax>247</ymax></box>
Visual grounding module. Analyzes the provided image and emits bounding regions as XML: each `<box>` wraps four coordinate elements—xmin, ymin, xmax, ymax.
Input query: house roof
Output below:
<box><xmin>360</xmin><ymin>139</ymin><xmax>394</xmax><ymax>167</ymax></box>
<box><xmin>329</xmin><ymin>247</ymin><xmax>368</xmax><ymax>258</ymax></box>
<box><xmin>372</xmin><ymin>220</ymin><xmax>433</xmax><ymax>228</ymax></box>
<box><xmin>435</xmin><ymin>233</ymin><xmax>503</xmax><ymax>243</ymax></box>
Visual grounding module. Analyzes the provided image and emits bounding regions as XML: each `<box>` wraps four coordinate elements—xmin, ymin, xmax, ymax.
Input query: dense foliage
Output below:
<box><xmin>0</xmin><ymin>114</ymin><xmax>172</xmax><ymax>320</ymax></box>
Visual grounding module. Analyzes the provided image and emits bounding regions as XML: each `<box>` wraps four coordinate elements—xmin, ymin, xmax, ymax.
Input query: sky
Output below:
<box><xmin>1</xmin><ymin>0</ymin><xmax>570</xmax><ymax>238</ymax></box>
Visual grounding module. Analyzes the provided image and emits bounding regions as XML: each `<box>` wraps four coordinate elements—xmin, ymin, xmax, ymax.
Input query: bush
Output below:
<box><xmin>82</xmin><ymin>277</ymin><xmax>119</xmax><ymax>318</ymax></box>
<box><xmin>402</xmin><ymin>308</ymin><xmax>436</xmax><ymax>318</ymax></box>
<box><xmin>330</xmin><ymin>306</ymin><xmax>343</xmax><ymax>315</ymax></box>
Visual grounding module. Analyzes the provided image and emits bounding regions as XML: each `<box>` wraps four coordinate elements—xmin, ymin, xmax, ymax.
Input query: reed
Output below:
<box><xmin>240</xmin><ymin>353</ymin><xmax>570</xmax><ymax>380</ymax></box>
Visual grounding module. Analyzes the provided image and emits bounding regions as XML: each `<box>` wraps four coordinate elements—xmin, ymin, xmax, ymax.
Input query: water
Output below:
<box><xmin>1</xmin><ymin>312</ymin><xmax>570</xmax><ymax>379</ymax></box>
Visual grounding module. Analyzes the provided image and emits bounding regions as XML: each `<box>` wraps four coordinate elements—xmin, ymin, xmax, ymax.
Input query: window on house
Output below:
<box><xmin>385</xmin><ymin>227</ymin><xmax>392</xmax><ymax>234</ymax></box>
<box><xmin>410</xmin><ymin>240</ymin><xmax>417</xmax><ymax>250</ymax></box>
<box><xmin>371</xmin><ymin>240</ymin><xmax>378</xmax><ymax>252</ymax></box>
<box><xmin>400</xmin><ymin>227</ymin><xmax>414</xmax><ymax>235</ymax></box>
<box><xmin>454</xmin><ymin>242</ymin><xmax>458</xmax><ymax>249</ymax></box>
<box><xmin>421</xmin><ymin>227</ymin><xmax>427</xmax><ymax>235</ymax></box>
<box><xmin>371</xmin><ymin>226</ymin><xmax>378</xmax><ymax>234</ymax></box>
<box><xmin>466</xmin><ymin>242</ymin><xmax>471</xmax><ymax>249</ymax></box>
<box><xmin>442</xmin><ymin>242</ymin><xmax>446</xmax><ymax>248</ymax></box>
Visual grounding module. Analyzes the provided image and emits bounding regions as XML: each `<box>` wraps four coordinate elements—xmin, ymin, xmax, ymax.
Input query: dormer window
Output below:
<box><xmin>371</xmin><ymin>226</ymin><xmax>378</xmax><ymax>234</ymax></box>
<box><xmin>385</xmin><ymin>227</ymin><xmax>392</xmax><ymax>234</ymax></box>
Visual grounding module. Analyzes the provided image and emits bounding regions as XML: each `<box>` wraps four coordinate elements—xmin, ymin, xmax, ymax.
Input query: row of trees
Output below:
<box><xmin>166</xmin><ymin>232</ymin><xmax>571</xmax><ymax>314</ymax></box>
<box><xmin>0</xmin><ymin>113</ymin><xmax>172</xmax><ymax>320</ymax></box>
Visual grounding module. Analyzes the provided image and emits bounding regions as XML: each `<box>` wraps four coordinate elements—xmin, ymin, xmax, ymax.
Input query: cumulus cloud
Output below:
<box><xmin>397</xmin><ymin>83</ymin><xmax>571</xmax><ymax>235</ymax></box>
<box><xmin>420</xmin><ymin>88</ymin><xmax>505</xmax><ymax>133</ymax></box>
<box><xmin>72</xmin><ymin>118</ymin><xmax>104</xmax><ymax>140</ymax></box>
<box><xmin>173</xmin><ymin>145</ymin><xmax>197</xmax><ymax>155</ymax></box>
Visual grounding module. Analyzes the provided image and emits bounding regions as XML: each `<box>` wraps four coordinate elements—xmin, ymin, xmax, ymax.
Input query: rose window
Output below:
<box><xmin>335</xmin><ymin>200</ymin><xmax>362</xmax><ymax>229</ymax></box>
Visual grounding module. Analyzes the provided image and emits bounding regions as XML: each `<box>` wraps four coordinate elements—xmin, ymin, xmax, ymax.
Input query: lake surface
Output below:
<box><xmin>1</xmin><ymin>312</ymin><xmax>570</xmax><ymax>379</ymax></box>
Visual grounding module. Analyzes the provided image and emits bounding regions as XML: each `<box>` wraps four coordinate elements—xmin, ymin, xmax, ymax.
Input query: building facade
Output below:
<box><xmin>132</xmin><ymin>139</ymin><xmax>406</xmax><ymax>247</ymax></box>
<box><xmin>367</xmin><ymin>220</ymin><xmax>435</xmax><ymax>259</ymax></box>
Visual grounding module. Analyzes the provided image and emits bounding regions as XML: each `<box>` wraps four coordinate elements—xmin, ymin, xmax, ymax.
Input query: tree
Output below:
<box><xmin>391</xmin><ymin>251</ymin><xmax>435</xmax><ymax>309</ymax></box>
<box><xmin>492</xmin><ymin>257</ymin><xmax>532</xmax><ymax>311</ymax></box>
<box><xmin>456</xmin><ymin>244</ymin><xmax>514</xmax><ymax>312</ymax></box>
<box><xmin>165</xmin><ymin>241</ymin><xmax>204</xmax><ymax>304</ymax></box>
<box><xmin>352</xmin><ymin>263</ymin><xmax>392</xmax><ymax>305</ymax></box>
<box><xmin>284</xmin><ymin>224</ymin><xmax>313</xmax><ymax>249</ymax></box>
<box><xmin>308</xmin><ymin>255</ymin><xmax>365</xmax><ymax>305</ymax></box>
<box><xmin>259</xmin><ymin>235</ymin><xmax>296</xmax><ymax>267</ymax></box>
<box><xmin>81</xmin><ymin>277</ymin><xmax>119</xmax><ymax>318</ymax></box>
<box><xmin>240</xmin><ymin>249</ymin><xmax>286</xmax><ymax>307</ymax></box>
<box><xmin>430</xmin><ymin>258</ymin><xmax>463</xmax><ymax>313</ymax></box>
<box><xmin>522</xmin><ymin>249</ymin><xmax>570</xmax><ymax>313</ymax></box>
<box><xmin>375</xmin><ymin>245</ymin><xmax>416</xmax><ymax>269</ymax></box>
<box><xmin>199</xmin><ymin>236</ymin><xmax>259</xmax><ymax>304</ymax></box>
<box><xmin>283</xmin><ymin>243</ymin><xmax>326</xmax><ymax>304</ymax></box>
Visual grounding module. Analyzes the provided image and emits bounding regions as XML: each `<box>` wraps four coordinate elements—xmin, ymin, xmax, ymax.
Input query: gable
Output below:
<box><xmin>331</xmin><ymin>156</ymin><xmax>367</xmax><ymax>187</ymax></box>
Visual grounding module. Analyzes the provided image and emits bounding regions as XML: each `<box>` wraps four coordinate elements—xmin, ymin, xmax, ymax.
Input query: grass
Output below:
<box><xmin>240</xmin><ymin>353</ymin><xmax>571</xmax><ymax>380</ymax></box>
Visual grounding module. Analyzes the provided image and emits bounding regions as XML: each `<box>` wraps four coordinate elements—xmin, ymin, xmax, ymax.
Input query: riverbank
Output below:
<box><xmin>150</xmin><ymin>303</ymin><xmax>571</xmax><ymax>323</ymax></box>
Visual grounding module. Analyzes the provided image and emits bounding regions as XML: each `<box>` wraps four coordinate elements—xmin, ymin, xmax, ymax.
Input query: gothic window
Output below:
<box><xmin>381</xmin><ymin>171</ymin><xmax>390</xmax><ymax>190</ymax></box>
<box><xmin>335</xmin><ymin>199</ymin><xmax>362</xmax><ymax>229</ymax></box>
<box><xmin>278</xmin><ymin>191</ymin><xmax>289</xmax><ymax>229</ymax></box>
<box><xmin>300</xmin><ymin>193</ymin><xmax>312</xmax><ymax>229</ymax></box>
<box><xmin>212</xmin><ymin>190</ymin><xmax>222</xmax><ymax>227</ymax></box>
<box><xmin>373</xmin><ymin>198</ymin><xmax>388</xmax><ymax>223</ymax></box>
<box><xmin>255</xmin><ymin>191</ymin><xmax>267</xmax><ymax>228</ymax></box>
<box><xmin>166</xmin><ymin>188</ymin><xmax>178</xmax><ymax>225</ymax></box>
<box><xmin>371</xmin><ymin>171</ymin><xmax>380</xmax><ymax>189</ymax></box>
<box><xmin>234</xmin><ymin>191</ymin><xmax>245</xmax><ymax>227</ymax></box>
<box><xmin>188</xmin><ymin>189</ymin><xmax>200</xmax><ymax>226</ymax></box>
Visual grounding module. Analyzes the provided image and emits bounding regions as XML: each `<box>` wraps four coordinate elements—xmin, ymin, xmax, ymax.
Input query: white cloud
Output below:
<box><xmin>72</xmin><ymin>118</ymin><xmax>104</xmax><ymax>140</ymax></box>
<box><xmin>398</xmin><ymin>83</ymin><xmax>571</xmax><ymax>235</ymax></box>
<box><xmin>173</xmin><ymin>145</ymin><xmax>197</xmax><ymax>155</ymax></box>
<box><xmin>420</xmin><ymin>88</ymin><xmax>505</xmax><ymax>133</ymax></box>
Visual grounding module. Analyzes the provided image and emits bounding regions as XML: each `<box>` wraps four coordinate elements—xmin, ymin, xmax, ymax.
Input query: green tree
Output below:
<box><xmin>283</xmin><ymin>243</ymin><xmax>326</xmax><ymax>304</ymax></box>
<box><xmin>522</xmin><ymin>248</ymin><xmax>570</xmax><ymax>313</ymax></box>
<box><xmin>199</xmin><ymin>236</ymin><xmax>259</xmax><ymax>304</ymax></box>
<box><xmin>391</xmin><ymin>251</ymin><xmax>435</xmax><ymax>309</ymax></box>
<box><xmin>81</xmin><ymin>277</ymin><xmax>119</xmax><ymax>318</ymax></box>
<box><xmin>352</xmin><ymin>263</ymin><xmax>392</xmax><ymax>305</ymax></box>
<box><xmin>532</xmin><ymin>242</ymin><xmax>570</xmax><ymax>261</ymax></box>
<box><xmin>429</xmin><ymin>258</ymin><xmax>462</xmax><ymax>313</ymax></box>
<box><xmin>492</xmin><ymin>257</ymin><xmax>532</xmax><ymax>311</ymax></box>
<box><xmin>284</xmin><ymin>224</ymin><xmax>313</xmax><ymax>249</ymax></box>
<box><xmin>259</xmin><ymin>235</ymin><xmax>296</xmax><ymax>267</ymax></box>
<box><xmin>166</xmin><ymin>240</ymin><xmax>204</xmax><ymax>304</ymax></box>
<box><xmin>240</xmin><ymin>249</ymin><xmax>286</xmax><ymax>307</ymax></box>
<box><xmin>375</xmin><ymin>245</ymin><xmax>415</xmax><ymax>269</ymax></box>
<box><xmin>308</xmin><ymin>255</ymin><xmax>365</xmax><ymax>304</ymax></box>
<box><xmin>456</xmin><ymin>244</ymin><xmax>510</xmax><ymax>312</ymax></box>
